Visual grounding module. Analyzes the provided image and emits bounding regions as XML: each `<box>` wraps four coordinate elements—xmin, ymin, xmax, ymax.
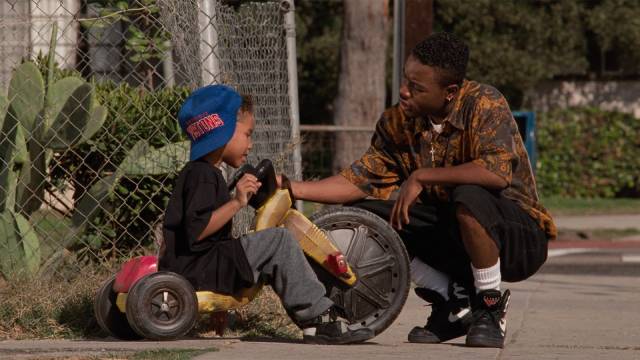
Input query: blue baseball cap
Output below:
<box><xmin>178</xmin><ymin>85</ymin><xmax>242</xmax><ymax>161</ymax></box>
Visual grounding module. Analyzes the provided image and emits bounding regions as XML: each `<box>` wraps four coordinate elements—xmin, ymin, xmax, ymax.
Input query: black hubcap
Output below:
<box><xmin>325</xmin><ymin>222</ymin><xmax>401</xmax><ymax>328</ymax></box>
<box><xmin>150</xmin><ymin>289</ymin><xmax>181</xmax><ymax>323</ymax></box>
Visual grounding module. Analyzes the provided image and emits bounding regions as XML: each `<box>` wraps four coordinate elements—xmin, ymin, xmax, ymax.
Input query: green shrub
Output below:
<box><xmin>536</xmin><ymin>107</ymin><xmax>640</xmax><ymax>198</ymax></box>
<box><xmin>52</xmin><ymin>82</ymin><xmax>189</xmax><ymax>255</ymax></box>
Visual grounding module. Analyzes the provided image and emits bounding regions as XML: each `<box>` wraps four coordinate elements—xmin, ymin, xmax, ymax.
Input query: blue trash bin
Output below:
<box><xmin>512</xmin><ymin>111</ymin><xmax>536</xmax><ymax>172</ymax></box>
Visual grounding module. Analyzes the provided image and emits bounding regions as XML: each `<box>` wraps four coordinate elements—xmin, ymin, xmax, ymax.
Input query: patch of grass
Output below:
<box><xmin>0</xmin><ymin>250</ymin><xmax>298</xmax><ymax>343</ymax></box>
<box><xmin>591</xmin><ymin>228</ymin><xmax>640</xmax><ymax>239</ymax></box>
<box><xmin>194</xmin><ymin>286</ymin><xmax>300</xmax><ymax>341</ymax></box>
<box><xmin>129</xmin><ymin>348</ymin><xmax>217</xmax><ymax>360</ymax></box>
<box><xmin>557</xmin><ymin>227</ymin><xmax>640</xmax><ymax>241</ymax></box>
<box><xmin>542</xmin><ymin>197</ymin><xmax>640</xmax><ymax>216</ymax></box>
<box><xmin>0</xmin><ymin>268</ymin><xmax>109</xmax><ymax>339</ymax></box>
<box><xmin>1</xmin><ymin>266</ymin><xmax>299</xmax><ymax>342</ymax></box>
<box><xmin>231</xmin><ymin>286</ymin><xmax>300</xmax><ymax>340</ymax></box>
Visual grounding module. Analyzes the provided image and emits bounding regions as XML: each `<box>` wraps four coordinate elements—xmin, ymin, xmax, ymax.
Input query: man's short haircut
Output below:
<box><xmin>411</xmin><ymin>32</ymin><xmax>469</xmax><ymax>87</ymax></box>
<box><xmin>240</xmin><ymin>94</ymin><xmax>254</xmax><ymax>114</ymax></box>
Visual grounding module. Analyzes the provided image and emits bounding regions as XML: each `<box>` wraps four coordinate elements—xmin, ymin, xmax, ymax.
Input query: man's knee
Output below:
<box><xmin>452</xmin><ymin>185</ymin><xmax>497</xmax><ymax>222</ymax></box>
<box><xmin>455</xmin><ymin>203</ymin><xmax>474</xmax><ymax>224</ymax></box>
<box><xmin>453</xmin><ymin>185</ymin><xmax>487</xmax><ymax>222</ymax></box>
<box><xmin>452</xmin><ymin>185</ymin><xmax>491</xmax><ymax>203</ymax></box>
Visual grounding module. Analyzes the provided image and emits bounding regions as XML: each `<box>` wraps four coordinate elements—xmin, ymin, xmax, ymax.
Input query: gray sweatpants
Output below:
<box><xmin>240</xmin><ymin>227</ymin><xmax>333</xmax><ymax>323</ymax></box>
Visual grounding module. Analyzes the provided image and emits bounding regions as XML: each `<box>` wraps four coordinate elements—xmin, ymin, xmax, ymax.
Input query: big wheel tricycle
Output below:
<box><xmin>94</xmin><ymin>159</ymin><xmax>410</xmax><ymax>340</ymax></box>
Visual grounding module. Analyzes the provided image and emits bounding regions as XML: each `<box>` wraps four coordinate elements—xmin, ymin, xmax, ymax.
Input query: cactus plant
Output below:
<box><xmin>0</xmin><ymin>23</ymin><xmax>107</xmax><ymax>278</ymax></box>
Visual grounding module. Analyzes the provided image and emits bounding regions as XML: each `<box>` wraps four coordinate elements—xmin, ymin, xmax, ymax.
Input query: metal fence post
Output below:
<box><xmin>200</xmin><ymin>0</ymin><xmax>220</xmax><ymax>86</ymax></box>
<box><xmin>392</xmin><ymin>0</ymin><xmax>405</xmax><ymax>105</ymax></box>
<box><xmin>282</xmin><ymin>0</ymin><xmax>303</xmax><ymax>209</ymax></box>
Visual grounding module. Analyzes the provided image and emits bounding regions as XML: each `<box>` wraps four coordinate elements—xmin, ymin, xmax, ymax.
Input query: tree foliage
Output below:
<box><xmin>434</xmin><ymin>0</ymin><xmax>588</xmax><ymax>107</ymax></box>
<box><xmin>296</xmin><ymin>0</ymin><xmax>640</xmax><ymax>113</ymax></box>
<box><xmin>295</xmin><ymin>0</ymin><xmax>343</xmax><ymax>124</ymax></box>
<box><xmin>585</xmin><ymin>0</ymin><xmax>640</xmax><ymax>73</ymax></box>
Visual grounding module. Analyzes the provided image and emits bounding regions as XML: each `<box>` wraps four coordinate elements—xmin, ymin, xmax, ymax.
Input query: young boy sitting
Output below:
<box><xmin>158</xmin><ymin>84</ymin><xmax>373</xmax><ymax>344</ymax></box>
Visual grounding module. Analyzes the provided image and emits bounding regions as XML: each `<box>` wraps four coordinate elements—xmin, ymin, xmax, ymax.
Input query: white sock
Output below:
<box><xmin>410</xmin><ymin>258</ymin><xmax>450</xmax><ymax>300</ymax></box>
<box><xmin>471</xmin><ymin>259</ymin><xmax>501</xmax><ymax>293</ymax></box>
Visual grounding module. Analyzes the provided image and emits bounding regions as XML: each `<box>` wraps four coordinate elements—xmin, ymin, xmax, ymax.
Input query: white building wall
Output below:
<box><xmin>30</xmin><ymin>0</ymin><xmax>80</xmax><ymax>68</ymax></box>
<box><xmin>0</xmin><ymin>1</ymin><xmax>79</xmax><ymax>90</ymax></box>
<box><xmin>529</xmin><ymin>80</ymin><xmax>640</xmax><ymax>118</ymax></box>
<box><xmin>0</xmin><ymin>1</ymin><xmax>30</xmax><ymax>90</ymax></box>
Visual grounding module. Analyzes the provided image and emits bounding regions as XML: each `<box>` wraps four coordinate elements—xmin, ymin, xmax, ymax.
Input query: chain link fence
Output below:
<box><xmin>300</xmin><ymin>125</ymin><xmax>373</xmax><ymax>180</ymax></box>
<box><xmin>0</xmin><ymin>0</ymin><xmax>297</xmax><ymax>281</ymax></box>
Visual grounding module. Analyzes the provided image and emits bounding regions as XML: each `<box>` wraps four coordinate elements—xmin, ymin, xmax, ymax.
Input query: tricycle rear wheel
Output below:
<box><xmin>94</xmin><ymin>275</ymin><xmax>141</xmax><ymax>340</ymax></box>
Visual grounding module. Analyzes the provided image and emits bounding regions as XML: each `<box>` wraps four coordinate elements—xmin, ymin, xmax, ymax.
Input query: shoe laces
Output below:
<box><xmin>472</xmin><ymin>306</ymin><xmax>503</xmax><ymax>326</ymax></box>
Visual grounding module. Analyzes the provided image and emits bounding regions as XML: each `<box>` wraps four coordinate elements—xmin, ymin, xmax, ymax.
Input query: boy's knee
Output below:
<box><xmin>273</xmin><ymin>227</ymin><xmax>297</xmax><ymax>245</ymax></box>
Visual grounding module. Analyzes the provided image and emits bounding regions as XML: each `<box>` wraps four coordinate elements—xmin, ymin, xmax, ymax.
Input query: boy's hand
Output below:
<box><xmin>235</xmin><ymin>173</ymin><xmax>261</xmax><ymax>207</ymax></box>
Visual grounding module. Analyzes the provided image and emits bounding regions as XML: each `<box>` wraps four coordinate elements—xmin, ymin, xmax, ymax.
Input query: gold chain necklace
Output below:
<box><xmin>429</xmin><ymin>118</ymin><xmax>444</xmax><ymax>167</ymax></box>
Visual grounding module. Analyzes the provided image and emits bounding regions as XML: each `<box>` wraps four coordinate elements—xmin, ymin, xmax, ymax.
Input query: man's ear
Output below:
<box><xmin>445</xmin><ymin>84</ymin><xmax>460</xmax><ymax>101</ymax></box>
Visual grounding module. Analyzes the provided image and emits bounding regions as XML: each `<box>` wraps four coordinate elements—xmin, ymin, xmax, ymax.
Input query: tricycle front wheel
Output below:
<box><xmin>310</xmin><ymin>207</ymin><xmax>410</xmax><ymax>336</ymax></box>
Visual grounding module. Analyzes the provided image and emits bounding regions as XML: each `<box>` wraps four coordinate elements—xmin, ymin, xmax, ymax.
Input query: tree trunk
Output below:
<box><xmin>332</xmin><ymin>0</ymin><xmax>389</xmax><ymax>173</ymax></box>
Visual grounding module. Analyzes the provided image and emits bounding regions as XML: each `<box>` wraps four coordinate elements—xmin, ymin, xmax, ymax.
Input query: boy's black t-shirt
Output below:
<box><xmin>158</xmin><ymin>159</ymin><xmax>254</xmax><ymax>294</ymax></box>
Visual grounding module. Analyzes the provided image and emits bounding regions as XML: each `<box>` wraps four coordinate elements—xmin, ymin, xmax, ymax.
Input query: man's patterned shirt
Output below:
<box><xmin>340</xmin><ymin>80</ymin><xmax>556</xmax><ymax>239</ymax></box>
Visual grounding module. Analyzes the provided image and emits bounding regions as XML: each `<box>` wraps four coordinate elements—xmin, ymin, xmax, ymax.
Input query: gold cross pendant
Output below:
<box><xmin>430</xmin><ymin>144</ymin><xmax>436</xmax><ymax>166</ymax></box>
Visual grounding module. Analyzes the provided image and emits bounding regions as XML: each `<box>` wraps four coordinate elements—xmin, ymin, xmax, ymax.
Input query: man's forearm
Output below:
<box><xmin>413</xmin><ymin>162</ymin><xmax>508</xmax><ymax>189</ymax></box>
<box><xmin>291</xmin><ymin>174</ymin><xmax>367</xmax><ymax>204</ymax></box>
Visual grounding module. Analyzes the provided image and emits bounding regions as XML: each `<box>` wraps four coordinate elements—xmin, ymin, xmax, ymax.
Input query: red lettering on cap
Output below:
<box><xmin>186</xmin><ymin>114</ymin><xmax>225</xmax><ymax>140</ymax></box>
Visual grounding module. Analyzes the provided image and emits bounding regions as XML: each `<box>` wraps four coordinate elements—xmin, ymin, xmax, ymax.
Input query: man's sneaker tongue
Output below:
<box><xmin>479</xmin><ymin>289</ymin><xmax>502</xmax><ymax>309</ymax></box>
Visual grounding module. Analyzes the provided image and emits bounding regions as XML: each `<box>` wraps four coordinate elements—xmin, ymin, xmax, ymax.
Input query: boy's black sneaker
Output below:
<box><xmin>407</xmin><ymin>285</ymin><xmax>472</xmax><ymax>343</ymax></box>
<box><xmin>466</xmin><ymin>289</ymin><xmax>511</xmax><ymax>348</ymax></box>
<box><xmin>301</xmin><ymin>305</ymin><xmax>375</xmax><ymax>345</ymax></box>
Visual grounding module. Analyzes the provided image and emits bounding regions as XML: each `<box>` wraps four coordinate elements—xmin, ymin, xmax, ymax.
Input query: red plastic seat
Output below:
<box><xmin>113</xmin><ymin>256</ymin><xmax>158</xmax><ymax>293</ymax></box>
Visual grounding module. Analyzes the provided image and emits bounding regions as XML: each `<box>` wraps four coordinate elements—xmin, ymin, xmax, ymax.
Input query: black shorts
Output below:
<box><xmin>351</xmin><ymin>185</ymin><xmax>549</xmax><ymax>288</ymax></box>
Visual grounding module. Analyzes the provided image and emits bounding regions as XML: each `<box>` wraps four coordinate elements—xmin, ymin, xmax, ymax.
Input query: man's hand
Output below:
<box><xmin>390</xmin><ymin>171</ymin><xmax>424</xmax><ymax>230</ymax></box>
<box><xmin>235</xmin><ymin>173</ymin><xmax>261</xmax><ymax>207</ymax></box>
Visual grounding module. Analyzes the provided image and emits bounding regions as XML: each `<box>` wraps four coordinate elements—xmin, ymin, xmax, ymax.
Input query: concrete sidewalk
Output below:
<box><xmin>2</xmin><ymin>249</ymin><xmax>639</xmax><ymax>359</ymax></box>
<box><xmin>190</xmin><ymin>254</ymin><xmax>640</xmax><ymax>360</ymax></box>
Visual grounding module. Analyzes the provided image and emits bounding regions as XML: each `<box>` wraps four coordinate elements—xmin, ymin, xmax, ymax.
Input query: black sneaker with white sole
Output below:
<box><xmin>301</xmin><ymin>305</ymin><xmax>375</xmax><ymax>345</ymax></box>
<box><xmin>465</xmin><ymin>289</ymin><xmax>511</xmax><ymax>348</ymax></box>
<box><xmin>408</xmin><ymin>285</ymin><xmax>473</xmax><ymax>343</ymax></box>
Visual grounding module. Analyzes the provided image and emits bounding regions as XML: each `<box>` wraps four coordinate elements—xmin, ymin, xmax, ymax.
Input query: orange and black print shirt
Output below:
<box><xmin>340</xmin><ymin>80</ymin><xmax>557</xmax><ymax>239</ymax></box>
